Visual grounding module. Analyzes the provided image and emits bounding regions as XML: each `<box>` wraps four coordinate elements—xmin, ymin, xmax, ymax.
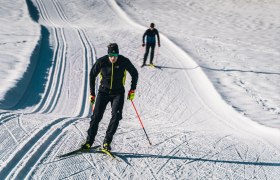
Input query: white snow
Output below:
<box><xmin>0</xmin><ymin>0</ymin><xmax>40</xmax><ymax>106</ymax></box>
<box><xmin>0</xmin><ymin>0</ymin><xmax>280</xmax><ymax>179</ymax></box>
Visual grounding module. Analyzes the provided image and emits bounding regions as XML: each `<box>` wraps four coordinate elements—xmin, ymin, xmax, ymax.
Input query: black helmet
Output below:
<box><xmin>107</xmin><ymin>43</ymin><xmax>119</xmax><ymax>54</ymax></box>
<box><xmin>150</xmin><ymin>23</ymin><xmax>155</xmax><ymax>28</ymax></box>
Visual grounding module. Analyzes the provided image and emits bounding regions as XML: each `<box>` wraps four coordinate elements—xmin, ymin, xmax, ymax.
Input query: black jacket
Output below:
<box><xmin>90</xmin><ymin>55</ymin><xmax>138</xmax><ymax>95</ymax></box>
<box><xmin>143</xmin><ymin>28</ymin><xmax>160</xmax><ymax>44</ymax></box>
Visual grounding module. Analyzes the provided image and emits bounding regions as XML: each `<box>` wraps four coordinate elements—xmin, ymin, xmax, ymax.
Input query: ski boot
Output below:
<box><xmin>81</xmin><ymin>142</ymin><xmax>91</xmax><ymax>150</ymax></box>
<box><xmin>102</xmin><ymin>143</ymin><xmax>111</xmax><ymax>151</ymax></box>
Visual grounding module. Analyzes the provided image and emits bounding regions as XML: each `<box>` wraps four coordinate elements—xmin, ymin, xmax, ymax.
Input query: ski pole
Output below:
<box><xmin>131</xmin><ymin>100</ymin><xmax>152</xmax><ymax>145</ymax></box>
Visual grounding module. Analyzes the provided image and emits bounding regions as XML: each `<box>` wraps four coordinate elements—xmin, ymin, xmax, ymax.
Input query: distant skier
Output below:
<box><xmin>142</xmin><ymin>23</ymin><xmax>160</xmax><ymax>67</ymax></box>
<box><xmin>81</xmin><ymin>43</ymin><xmax>138</xmax><ymax>151</ymax></box>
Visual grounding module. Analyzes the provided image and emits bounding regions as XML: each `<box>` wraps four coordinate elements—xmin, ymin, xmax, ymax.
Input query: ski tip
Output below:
<box><xmin>100</xmin><ymin>148</ymin><xmax>118</xmax><ymax>159</ymax></box>
<box><xmin>141</xmin><ymin>64</ymin><xmax>156</xmax><ymax>68</ymax></box>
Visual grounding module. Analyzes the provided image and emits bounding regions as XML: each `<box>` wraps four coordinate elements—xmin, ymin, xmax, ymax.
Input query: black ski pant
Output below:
<box><xmin>143</xmin><ymin>43</ymin><xmax>156</xmax><ymax>64</ymax></box>
<box><xmin>86</xmin><ymin>91</ymin><xmax>124</xmax><ymax>145</ymax></box>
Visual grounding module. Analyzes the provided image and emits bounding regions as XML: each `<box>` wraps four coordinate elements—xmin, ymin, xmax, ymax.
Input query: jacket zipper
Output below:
<box><xmin>110</xmin><ymin>63</ymin><xmax>114</xmax><ymax>92</ymax></box>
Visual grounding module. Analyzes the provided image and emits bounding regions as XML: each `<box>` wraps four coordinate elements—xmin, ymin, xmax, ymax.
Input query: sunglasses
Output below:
<box><xmin>108</xmin><ymin>53</ymin><xmax>119</xmax><ymax>57</ymax></box>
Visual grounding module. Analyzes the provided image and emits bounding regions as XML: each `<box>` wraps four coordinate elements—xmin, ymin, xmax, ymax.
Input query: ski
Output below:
<box><xmin>150</xmin><ymin>64</ymin><xmax>162</xmax><ymax>70</ymax></box>
<box><xmin>57</xmin><ymin>145</ymin><xmax>101</xmax><ymax>158</ymax></box>
<box><xmin>97</xmin><ymin>148</ymin><xmax>121</xmax><ymax>162</ymax></box>
<box><xmin>141</xmin><ymin>64</ymin><xmax>156</xmax><ymax>68</ymax></box>
<box><xmin>100</xmin><ymin>149</ymin><xmax>116</xmax><ymax>158</ymax></box>
<box><xmin>58</xmin><ymin>145</ymin><xmax>121</xmax><ymax>162</ymax></box>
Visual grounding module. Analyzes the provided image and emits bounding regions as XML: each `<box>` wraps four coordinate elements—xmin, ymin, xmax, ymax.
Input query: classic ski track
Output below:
<box><xmin>40</xmin><ymin>28</ymin><xmax>66</xmax><ymax>114</ymax></box>
<box><xmin>39</xmin><ymin>131</ymin><xmax>78</xmax><ymax>165</ymax></box>
<box><xmin>0</xmin><ymin>0</ymin><xmax>99</xmax><ymax>178</ymax></box>
<box><xmin>31</xmin><ymin>0</ymin><xmax>90</xmax><ymax>116</ymax></box>
<box><xmin>0</xmin><ymin>0</ymin><xmax>92</xmax><ymax>177</ymax></box>
<box><xmin>27</xmin><ymin>0</ymin><xmax>64</xmax><ymax>114</ymax></box>
<box><xmin>50</xmin><ymin>0</ymin><xmax>95</xmax><ymax>117</ymax></box>
<box><xmin>30</xmin><ymin>131</ymin><xmax>67</xmax><ymax>178</ymax></box>
<box><xmin>28</xmin><ymin>0</ymin><xmax>56</xmax><ymax>113</ymax></box>
<box><xmin>0</xmin><ymin>111</ymin><xmax>10</xmax><ymax>116</ymax></box>
<box><xmin>0</xmin><ymin>117</ymin><xmax>69</xmax><ymax>179</ymax></box>
<box><xmin>44</xmin><ymin>28</ymin><xmax>66</xmax><ymax>114</ymax></box>
<box><xmin>11</xmin><ymin>118</ymin><xmax>82</xmax><ymax>179</ymax></box>
<box><xmin>34</xmin><ymin>0</ymin><xmax>67</xmax><ymax>114</ymax></box>
<box><xmin>0</xmin><ymin>113</ymin><xmax>19</xmax><ymax>124</ymax></box>
<box><xmin>76</xmin><ymin>30</ymin><xmax>90</xmax><ymax>117</ymax></box>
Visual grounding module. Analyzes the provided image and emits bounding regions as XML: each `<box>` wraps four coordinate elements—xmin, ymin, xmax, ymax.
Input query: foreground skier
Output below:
<box><xmin>81</xmin><ymin>43</ymin><xmax>138</xmax><ymax>152</ymax></box>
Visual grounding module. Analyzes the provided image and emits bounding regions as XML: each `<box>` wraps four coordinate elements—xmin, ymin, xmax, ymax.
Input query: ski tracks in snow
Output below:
<box><xmin>1</xmin><ymin>0</ymin><xmax>280</xmax><ymax>179</ymax></box>
<box><xmin>32</xmin><ymin>0</ymin><xmax>95</xmax><ymax>116</ymax></box>
<box><xmin>0</xmin><ymin>0</ymin><xmax>97</xmax><ymax>178</ymax></box>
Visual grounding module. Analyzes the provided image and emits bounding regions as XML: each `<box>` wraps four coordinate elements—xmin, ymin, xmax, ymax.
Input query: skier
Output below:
<box><xmin>81</xmin><ymin>43</ymin><xmax>138</xmax><ymax>151</ymax></box>
<box><xmin>142</xmin><ymin>23</ymin><xmax>160</xmax><ymax>67</ymax></box>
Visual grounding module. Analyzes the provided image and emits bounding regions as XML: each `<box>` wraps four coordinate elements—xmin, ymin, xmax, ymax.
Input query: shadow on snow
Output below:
<box><xmin>115</xmin><ymin>152</ymin><xmax>280</xmax><ymax>167</ymax></box>
<box><xmin>201</xmin><ymin>66</ymin><xmax>280</xmax><ymax>75</ymax></box>
<box><xmin>0</xmin><ymin>0</ymin><xmax>53</xmax><ymax>109</ymax></box>
<box><xmin>146</xmin><ymin>64</ymin><xmax>199</xmax><ymax>70</ymax></box>
<box><xmin>0</xmin><ymin>26</ymin><xmax>53</xmax><ymax>110</ymax></box>
<box><xmin>51</xmin><ymin>150</ymin><xmax>280</xmax><ymax>167</ymax></box>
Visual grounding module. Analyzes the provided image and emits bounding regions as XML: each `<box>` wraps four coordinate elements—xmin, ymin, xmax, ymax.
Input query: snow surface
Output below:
<box><xmin>0</xmin><ymin>0</ymin><xmax>280</xmax><ymax>179</ymax></box>
<box><xmin>117</xmin><ymin>0</ymin><xmax>280</xmax><ymax>128</ymax></box>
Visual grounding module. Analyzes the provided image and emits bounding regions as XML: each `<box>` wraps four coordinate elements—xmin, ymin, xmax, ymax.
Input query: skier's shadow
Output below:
<box><xmin>115</xmin><ymin>152</ymin><xmax>280</xmax><ymax>167</ymax></box>
<box><xmin>152</xmin><ymin>65</ymin><xmax>199</xmax><ymax>70</ymax></box>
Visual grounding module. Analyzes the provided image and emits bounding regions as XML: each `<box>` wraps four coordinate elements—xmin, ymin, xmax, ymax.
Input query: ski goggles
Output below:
<box><xmin>108</xmin><ymin>53</ymin><xmax>119</xmax><ymax>57</ymax></box>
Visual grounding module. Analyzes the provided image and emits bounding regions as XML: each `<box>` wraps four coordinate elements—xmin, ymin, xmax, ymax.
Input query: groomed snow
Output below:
<box><xmin>0</xmin><ymin>0</ymin><xmax>280</xmax><ymax>179</ymax></box>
